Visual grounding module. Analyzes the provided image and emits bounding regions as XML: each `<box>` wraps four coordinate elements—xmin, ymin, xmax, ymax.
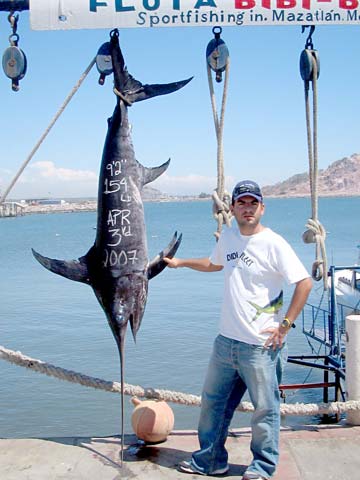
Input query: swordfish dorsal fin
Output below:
<box><xmin>31</xmin><ymin>248</ymin><xmax>91</xmax><ymax>285</ymax></box>
<box><xmin>139</xmin><ymin>158</ymin><xmax>170</xmax><ymax>187</ymax></box>
<box><xmin>148</xmin><ymin>231</ymin><xmax>182</xmax><ymax>280</ymax></box>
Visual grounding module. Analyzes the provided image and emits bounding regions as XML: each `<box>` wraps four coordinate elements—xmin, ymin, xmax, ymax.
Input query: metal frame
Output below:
<box><xmin>281</xmin><ymin>265</ymin><xmax>360</xmax><ymax>409</ymax></box>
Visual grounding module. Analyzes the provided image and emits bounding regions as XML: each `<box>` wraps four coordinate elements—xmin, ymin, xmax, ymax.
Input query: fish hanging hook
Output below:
<box><xmin>7</xmin><ymin>11</ymin><xmax>20</xmax><ymax>47</ymax></box>
<box><xmin>302</xmin><ymin>24</ymin><xmax>315</xmax><ymax>50</ymax></box>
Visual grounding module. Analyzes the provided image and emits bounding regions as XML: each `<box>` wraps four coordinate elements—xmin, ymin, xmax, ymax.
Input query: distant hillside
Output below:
<box><xmin>142</xmin><ymin>186</ymin><xmax>168</xmax><ymax>201</ymax></box>
<box><xmin>262</xmin><ymin>153</ymin><xmax>360</xmax><ymax>197</ymax></box>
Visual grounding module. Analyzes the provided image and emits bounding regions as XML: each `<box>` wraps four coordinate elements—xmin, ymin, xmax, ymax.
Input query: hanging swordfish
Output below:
<box><xmin>32</xmin><ymin>30</ymin><xmax>191</xmax><ymax>460</ymax></box>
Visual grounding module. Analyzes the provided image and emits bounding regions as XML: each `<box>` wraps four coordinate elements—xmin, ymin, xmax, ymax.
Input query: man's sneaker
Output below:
<box><xmin>178</xmin><ymin>459</ymin><xmax>229</xmax><ymax>476</ymax></box>
<box><xmin>242</xmin><ymin>471</ymin><xmax>267</xmax><ymax>480</ymax></box>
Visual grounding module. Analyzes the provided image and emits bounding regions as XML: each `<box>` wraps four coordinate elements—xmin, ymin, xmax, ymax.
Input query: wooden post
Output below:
<box><xmin>346</xmin><ymin>314</ymin><xmax>360</xmax><ymax>425</ymax></box>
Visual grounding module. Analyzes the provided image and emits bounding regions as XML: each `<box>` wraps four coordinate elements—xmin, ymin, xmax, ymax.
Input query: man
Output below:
<box><xmin>164</xmin><ymin>180</ymin><xmax>312</xmax><ymax>479</ymax></box>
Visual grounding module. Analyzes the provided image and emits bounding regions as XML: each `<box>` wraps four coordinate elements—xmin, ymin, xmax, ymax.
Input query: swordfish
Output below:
<box><xmin>32</xmin><ymin>30</ymin><xmax>191</xmax><ymax>461</ymax></box>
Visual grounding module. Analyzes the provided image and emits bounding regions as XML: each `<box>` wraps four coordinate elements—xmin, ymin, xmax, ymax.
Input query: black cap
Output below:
<box><xmin>232</xmin><ymin>180</ymin><xmax>263</xmax><ymax>203</ymax></box>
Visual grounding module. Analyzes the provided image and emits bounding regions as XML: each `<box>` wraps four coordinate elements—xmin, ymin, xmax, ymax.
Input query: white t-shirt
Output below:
<box><xmin>210</xmin><ymin>224</ymin><xmax>310</xmax><ymax>345</ymax></box>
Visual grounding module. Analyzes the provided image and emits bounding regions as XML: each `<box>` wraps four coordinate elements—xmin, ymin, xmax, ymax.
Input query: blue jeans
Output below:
<box><xmin>192</xmin><ymin>335</ymin><xmax>287</xmax><ymax>478</ymax></box>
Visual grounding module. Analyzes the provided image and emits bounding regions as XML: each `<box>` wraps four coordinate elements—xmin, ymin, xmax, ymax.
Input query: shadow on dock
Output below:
<box><xmin>1</xmin><ymin>423</ymin><xmax>360</xmax><ymax>479</ymax></box>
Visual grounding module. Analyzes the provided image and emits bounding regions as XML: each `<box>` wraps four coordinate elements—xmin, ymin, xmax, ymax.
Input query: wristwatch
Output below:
<box><xmin>280</xmin><ymin>317</ymin><xmax>292</xmax><ymax>332</ymax></box>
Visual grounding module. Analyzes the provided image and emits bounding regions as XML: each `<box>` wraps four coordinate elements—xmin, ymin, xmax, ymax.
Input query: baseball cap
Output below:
<box><xmin>232</xmin><ymin>180</ymin><xmax>263</xmax><ymax>203</ymax></box>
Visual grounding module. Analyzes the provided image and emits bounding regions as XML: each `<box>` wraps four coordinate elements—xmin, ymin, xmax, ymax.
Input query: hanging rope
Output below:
<box><xmin>206</xmin><ymin>27</ymin><xmax>232</xmax><ymax>240</ymax></box>
<box><xmin>1</xmin><ymin>345</ymin><xmax>360</xmax><ymax>416</ymax></box>
<box><xmin>300</xmin><ymin>26</ymin><xmax>328</xmax><ymax>289</ymax></box>
<box><xmin>0</xmin><ymin>56</ymin><xmax>96</xmax><ymax>204</ymax></box>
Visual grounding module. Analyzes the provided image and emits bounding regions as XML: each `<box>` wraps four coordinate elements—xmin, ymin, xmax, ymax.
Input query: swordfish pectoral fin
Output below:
<box><xmin>31</xmin><ymin>248</ymin><xmax>91</xmax><ymax>285</ymax></box>
<box><xmin>148</xmin><ymin>231</ymin><xmax>182</xmax><ymax>280</ymax></box>
<box><xmin>140</xmin><ymin>158</ymin><xmax>170</xmax><ymax>186</ymax></box>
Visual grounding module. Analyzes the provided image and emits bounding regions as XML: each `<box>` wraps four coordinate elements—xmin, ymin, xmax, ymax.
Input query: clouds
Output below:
<box><xmin>30</xmin><ymin>161</ymin><xmax>97</xmax><ymax>182</ymax></box>
<box><xmin>152</xmin><ymin>172</ymin><xmax>236</xmax><ymax>196</ymax></box>
<box><xmin>1</xmin><ymin>161</ymin><xmax>98</xmax><ymax>199</ymax></box>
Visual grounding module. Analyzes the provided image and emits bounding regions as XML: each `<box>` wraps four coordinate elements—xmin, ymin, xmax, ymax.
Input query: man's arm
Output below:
<box><xmin>164</xmin><ymin>257</ymin><xmax>223</xmax><ymax>272</ymax></box>
<box><xmin>284</xmin><ymin>277</ymin><xmax>313</xmax><ymax>325</ymax></box>
<box><xmin>263</xmin><ymin>277</ymin><xmax>312</xmax><ymax>349</ymax></box>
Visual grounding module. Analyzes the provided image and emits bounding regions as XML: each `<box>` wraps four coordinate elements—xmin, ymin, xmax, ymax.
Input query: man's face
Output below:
<box><xmin>230</xmin><ymin>195</ymin><xmax>265</xmax><ymax>233</ymax></box>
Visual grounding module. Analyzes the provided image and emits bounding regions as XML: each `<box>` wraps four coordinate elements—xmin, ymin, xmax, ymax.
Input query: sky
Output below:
<box><xmin>0</xmin><ymin>11</ymin><xmax>359</xmax><ymax>199</ymax></box>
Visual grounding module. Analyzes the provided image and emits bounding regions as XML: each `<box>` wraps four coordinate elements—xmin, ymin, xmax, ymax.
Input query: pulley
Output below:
<box><xmin>206</xmin><ymin>26</ymin><xmax>229</xmax><ymax>83</ymax></box>
<box><xmin>299</xmin><ymin>25</ymin><xmax>320</xmax><ymax>82</ymax></box>
<box><xmin>2</xmin><ymin>11</ymin><xmax>27</xmax><ymax>91</ymax></box>
<box><xmin>2</xmin><ymin>44</ymin><xmax>27</xmax><ymax>91</ymax></box>
<box><xmin>300</xmin><ymin>49</ymin><xmax>320</xmax><ymax>82</ymax></box>
<box><xmin>96</xmin><ymin>42</ymin><xmax>113</xmax><ymax>85</ymax></box>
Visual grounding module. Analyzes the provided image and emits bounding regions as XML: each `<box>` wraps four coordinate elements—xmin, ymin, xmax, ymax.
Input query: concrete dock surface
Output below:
<box><xmin>1</xmin><ymin>422</ymin><xmax>360</xmax><ymax>479</ymax></box>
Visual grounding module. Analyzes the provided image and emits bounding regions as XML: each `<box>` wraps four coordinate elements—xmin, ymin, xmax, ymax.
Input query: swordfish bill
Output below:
<box><xmin>32</xmin><ymin>30</ymin><xmax>191</xmax><ymax>462</ymax></box>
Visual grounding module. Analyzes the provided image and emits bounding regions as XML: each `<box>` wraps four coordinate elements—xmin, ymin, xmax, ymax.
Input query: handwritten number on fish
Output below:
<box><xmin>107</xmin><ymin>227</ymin><xmax>133</xmax><ymax>247</ymax></box>
<box><xmin>106</xmin><ymin>160</ymin><xmax>125</xmax><ymax>176</ymax></box>
<box><xmin>103</xmin><ymin>249</ymin><xmax>138</xmax><ymax>267</ymax></box>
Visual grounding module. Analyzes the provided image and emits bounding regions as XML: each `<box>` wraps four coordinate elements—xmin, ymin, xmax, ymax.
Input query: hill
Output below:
<box><xmin>262</xmin><ymin>153</ymin><xmax>360</xmax><ymax>197</ymax></box>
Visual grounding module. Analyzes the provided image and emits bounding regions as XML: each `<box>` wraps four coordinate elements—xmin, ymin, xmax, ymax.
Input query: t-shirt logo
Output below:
<box><xmin>226</xmin><ymin>250</ymin><xmax>254</xmax><ymax>268</ymax></box>
<box><xmin>248</xmin><ymin>290</ymin><xmax>284</xmax><ymax>323</ymax></box>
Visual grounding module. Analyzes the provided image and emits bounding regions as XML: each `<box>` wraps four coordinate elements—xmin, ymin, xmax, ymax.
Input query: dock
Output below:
<box><xmin>1</xmin><ymin>423</ymin><xmax>360</xmax><ymax>479</ymax></box>
<box><xmin>0</xmin><ymin>202</ymin><xmax>25</xmax><ymax>218</ymax></box>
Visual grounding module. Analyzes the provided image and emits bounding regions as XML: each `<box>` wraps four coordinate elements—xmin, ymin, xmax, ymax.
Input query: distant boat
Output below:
<box><xmin>330</xmin><ymin>245</ymin><xmax>360</xmax><ymax>317</ymax></box>
<box><xmin>332</xmin><ymin>268</ymin><xmax>360</xmax><ymax>314</ymax></box>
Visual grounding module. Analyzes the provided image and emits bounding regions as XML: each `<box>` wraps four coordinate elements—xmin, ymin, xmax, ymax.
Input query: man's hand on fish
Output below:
<box><xmin>164</xmin><ymin>257</ymin><xmax>180</xmax><ymax>268</ymax></box>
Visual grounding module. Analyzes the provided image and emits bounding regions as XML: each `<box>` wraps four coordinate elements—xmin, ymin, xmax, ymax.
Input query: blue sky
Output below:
<box><xmin>0</xmin><ymin>12</ymin><xmax>359</xmax><ymax>199</ymax></box>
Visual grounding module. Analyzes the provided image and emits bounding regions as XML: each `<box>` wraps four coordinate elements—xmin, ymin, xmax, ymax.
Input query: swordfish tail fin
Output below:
<box><xmin>110</xmin><ymin>28</ymin><xmax>193</xmax><ymax>104</ymax></box>
<box><xmin>31</xmin><ymin>248</ymin><xmax>91</xmax><ymax>285</ymax></box>
<box><xmin>127</xmin><ymin>76</ymin><xmax>193</xmax><ymax>104</ymax></box>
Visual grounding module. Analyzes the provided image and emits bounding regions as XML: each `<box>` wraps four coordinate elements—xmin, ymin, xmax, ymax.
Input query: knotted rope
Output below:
<box><xmin>301</xmin><ymin>50</ymin><xmax>328</xmax><ymax>289</ymax></box>
<box><xmin>2</xmin><ymin>345</ymin><xmax>360</xmax><ymax>416</ymax></box>
<box><xmin>0</xmin><ymin>56</ymin><xmax>96</xmax><ymax>204</ymax></box>
<box><xmin>207</xmin><ymin>57</ymin><xmax>232</xmax><ymax>240</ymax></box>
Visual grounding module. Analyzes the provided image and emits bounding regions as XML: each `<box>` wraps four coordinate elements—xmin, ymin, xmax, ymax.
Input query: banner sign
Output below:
<box><xmin>30</xmin><ymin>0</ymin><xmax>360</xmax><ymax>30</ymax></box>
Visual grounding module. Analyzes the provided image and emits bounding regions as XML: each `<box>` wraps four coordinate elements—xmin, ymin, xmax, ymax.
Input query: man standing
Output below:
<box><xmin>165</xmin><ymin>180</ymin><xmax>312</xmax><ymax>479</ymax></box>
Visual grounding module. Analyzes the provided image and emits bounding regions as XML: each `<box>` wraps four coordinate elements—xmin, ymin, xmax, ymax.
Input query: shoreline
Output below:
<box><xmin>2</xmin><ymin>193</ymin><xmax>360</xmax><ymax>217</ymax></box>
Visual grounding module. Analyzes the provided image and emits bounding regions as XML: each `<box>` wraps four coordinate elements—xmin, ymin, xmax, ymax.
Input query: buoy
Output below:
<box><xmin>131</xmin><ymin>397</ymin><xmax>174</xmax><ymax>443</ymax></box>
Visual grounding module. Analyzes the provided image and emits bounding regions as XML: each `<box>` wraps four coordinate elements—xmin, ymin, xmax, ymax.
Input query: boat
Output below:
<box><xmin>331</xmin><ymin>260</ymin><xmax>360</xmax><ymax>318</ymax></box>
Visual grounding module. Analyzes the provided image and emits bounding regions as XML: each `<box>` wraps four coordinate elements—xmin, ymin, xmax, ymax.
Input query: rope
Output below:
<box><xmin>302</xmin><ymin>54</ymin><xmax>328</xmax><ymax>289</ymax></box>
<box><xmin>207</xmin><ymin>59</ymin><xmax>232</xmax><ymax>241</ymax></box>
<box><xmin>1</xmin><ymin>345</ymin><xmax>360</xmax><ymax>416</ymax></box>
<box><xmin>0</xmin><ymin>56</ymin><xmax>96</xmax><ymax>204</ymax></box>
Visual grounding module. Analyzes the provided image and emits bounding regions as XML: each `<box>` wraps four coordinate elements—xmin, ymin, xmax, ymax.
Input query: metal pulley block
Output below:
<box><xmin>96</xmin><ymin>42</ymin><xmax>113</xmax><ymax>85</ymax></box>
<box><xmin>2</xmin><ymin>44</ymin><xmax>27</xmax><ymax>91</ymax></box>
<box><xmin>300</xmin><ymin>49</ymin><xmax>320</xmax><ymax>82</ymax></box>
<box><xmin>206</xmin><ymin>26</ymin><xmax>229</xmax><ymax>83</ymax></box>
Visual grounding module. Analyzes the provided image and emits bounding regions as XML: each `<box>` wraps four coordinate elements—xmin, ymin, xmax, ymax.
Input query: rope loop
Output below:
<box><xmin>303</xmin><ymin>218</ymin><xmax>327</xmax><ymax>283</ymax></box>
<box><xmin>212</xmin><ymin>189</ymin><xmax>232</xmax><ymax>240</ymax></box>
<box><xmin>312</xmin><ymin>260</ymin><xmax>324</xmax><ymax>282</ymax></box>
<box><xmin>206</xmin><ymin>28</ymin><xmax>231</xmax><ymax>240</ymax></box>
<box><xmin>300</xmin><ymin>28</ymin><xmax>328</xmax><ymax>289</ymax></box>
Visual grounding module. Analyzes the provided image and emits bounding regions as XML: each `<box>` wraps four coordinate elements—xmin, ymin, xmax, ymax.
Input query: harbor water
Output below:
<box><xmin>1</xmin><ymin>197</ymin><xmax>359</xmax><ymax>438</ymax></box>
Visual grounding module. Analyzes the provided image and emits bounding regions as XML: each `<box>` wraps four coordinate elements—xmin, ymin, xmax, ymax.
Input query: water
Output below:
<box><xmin>1</xmin><ymin>197</ymin><xmax>359</xmax><ymax>438</ymax></box>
